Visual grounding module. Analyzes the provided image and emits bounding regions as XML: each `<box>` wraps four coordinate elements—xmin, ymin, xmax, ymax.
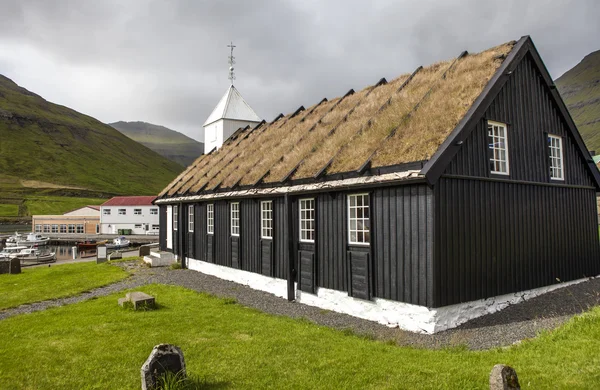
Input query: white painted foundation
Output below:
<box><xmin>187</xmin><ymin>258</ymin><xmax>594</xmax><ymax>334</ymax></box>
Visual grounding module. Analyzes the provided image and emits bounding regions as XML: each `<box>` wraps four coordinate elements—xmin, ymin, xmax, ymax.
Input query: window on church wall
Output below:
<box><xmin>548</xmin><ymin>135</ymin><xmax>564</xmax><ymax>180</ymax></box>
<box><xmin>188</xmin><ymin>205</ymin><xmax>194</xmax><ymax>232</ymax></box>
<box><xmin>261</xmin><ymin>201</ymin><xmax>273</xmax><ymax>239</ymax></box>
<box><xmin>299</xmin><ymin>198</ymin><xmax>315</xmax><ymax>243</ymax></box>
<box><xmin>173</xmin><ymin>206</ymin><xmax>178</xmax><ymax>231</ymax></box>
<box><xmin>207</xmin><ymin>204</ymin><xmax>214</xmax><ymax>234</ymax></box>
<box><xmin>231</xmin><ymin>202</ymin><xmax>240</xmax><ymax>236</ymax></box>
<box><xmin>487</xmin><ymin>121</ymin><xmax>509</xmax><ymax>175</ymax></box>
<box><xmin>348</xmin><ymin>194</ymin><xmax>370</xmax><ymax>245</ymax></box>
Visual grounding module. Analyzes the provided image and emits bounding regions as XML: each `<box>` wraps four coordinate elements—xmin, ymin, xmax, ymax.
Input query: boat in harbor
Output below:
<box><xmin>6</xmin><ymin>233</ymin><xmax>50</xmax><ymax>247</ymax></box>
<box><xmin>0</xmin><ymin>245</ymin><xmax>29</xmax><ymax>259</ymax></box>
<box><xmin>5</xmin><ymin>232</ymin><xmax>25</xmax><ymax>246</ymax></box>
<box><xmin>10</xmin><ymin>248</ymin><xmax>56</xmax><ymax>263</ymax></box>
<box><xmin>105</xmin><ymin>236</ymin><xmax>130</xmax><ymax>249</ymax></box>
<box><xmin>76</xmin><ymin>239</ymin><xmax>107</xmax><ymax>251</ymax></box>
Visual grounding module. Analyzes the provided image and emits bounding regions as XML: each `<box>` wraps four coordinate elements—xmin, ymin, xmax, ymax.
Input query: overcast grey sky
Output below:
<box><xmin>0</xmin><ymin>0</ymin><xmax>598</xmax><ymax>142</ymax></box>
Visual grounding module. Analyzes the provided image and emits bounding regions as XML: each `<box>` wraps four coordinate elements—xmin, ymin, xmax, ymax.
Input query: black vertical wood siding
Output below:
<box><xmin>240</xmin><ymin>199</ymin><xmax>261</xmax><ymax>273</ymax></box>
<box><xmin>446</xmin><ymin>53</ymin><xmax>593</xmax><ymax>187</ymax></box>
<box><xmin>273</xmin><ymin>198</ymin><xmax>289</xmax><ymax>279</ymax></box>
<box><xmin>316</xmin><ymin>193</ymin><xmax>348</xmax><ymax>292</ymax></box>
<box><xmin>261</xmin><ymin>240</ymin><xmax>273</xmax><ymax>276</ymax></box>
<box><xmin>434</xmin><ymin>177</ymin><xmax>600</xmax><ymax>307</ymax></box>
<box><xmin>372</xmin><ymin>185</ymin><xmax>434</xmax><ymax>306</ymax></box>
<box><xmin>214</xmin><ymin>201</ymin><xmax>230</xmax><ymax>267</ymax></box>
<box><xmin>159</xmin><ymin>205</ymin><xmax>167</xmax><ymax>251</ymax></box>
<box><xmin>193</xmin><ymin>203</ymin><xmax>206</xmax><ymax>261</ymax></box>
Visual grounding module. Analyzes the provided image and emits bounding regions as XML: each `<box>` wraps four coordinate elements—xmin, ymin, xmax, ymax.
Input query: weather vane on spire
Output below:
<box><xmin>227</xmin><ymin>41</ymin><xmax>236</xmax><ymax>85</ymax></box>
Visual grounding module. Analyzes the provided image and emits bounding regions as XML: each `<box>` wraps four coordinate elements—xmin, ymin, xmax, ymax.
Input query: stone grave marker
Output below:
<box><xmin>141</xmin><ymin>344</ymin><xmax>186</xmax><ymax>390</ymax></box>
<box><xmin>490</xmin><ymin>364</ymin><xmax>520</xmax><ymax>390</ymax></box>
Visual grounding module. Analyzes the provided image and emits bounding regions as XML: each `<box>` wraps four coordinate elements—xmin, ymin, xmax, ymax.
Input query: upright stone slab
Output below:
<box><xmin>0</xmin><ymin>260</ymin><xmax>10</xmax><ymax>274</ymax></box>
<box><xmin>9</xmin><ymin>258</ymin><xmax>21</xmax><ymax>274</ymax></box>
<box><xmin>97</xmin><ymin>245</ymin><xmax>107</xmax><ymax>264</ymax></box>
<box><xmin>490</xmin><ymin>364</ymin><xmax>520</xmax><ymax>390</ymax></box>
<box><xmin>141</xmin><ymin>344</ymin><xmax>186</xmax><ymax>390</ymax></box>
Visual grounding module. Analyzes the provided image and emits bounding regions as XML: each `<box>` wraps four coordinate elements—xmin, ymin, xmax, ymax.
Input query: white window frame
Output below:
<box><xmin>134</xmin><ymin>224</ymin><xmax>142</xmax><ymax>229</ymax></box>
<box><xmin>118</xmin><ymin>208</ymin><xmax>126</xmax><ymax>215</ymax></box>
<box><xmin>35</xmin><ymin>224</ymin><xmax>42</xmax><ymax>233</ymax></box>
<box><xmin>299</xmin><ymin>198</ymin><xmax>315</xmax><ymax>243</ymax></box>
<box><xmin>150</xmin><ymin>208</ymin><xmax>158</xmax><ymax>215</ymax></box>
<box><xmin>261</xmin><ymin>201</ymin><xmax>273</xmax><ymax>239</ymax></box>
<box><xmin>207</xmin><ymin>204</ymin><xmax>214</xmax><ymax>234</ymax></box>
<box><xmin>103</xmin><ymin>208</ymin><xmax>111</xmax><ymax>215</ymax></box>
<box><xmin>348</xmin><ymin>193</ymin><xmax>371</xmax><ymax>246</ymax></box>
<box><xmin>51</xmin><ymin>224</ymin><xmax>58</xmax><ymax>233</ymax></box>
<box><xmin>60</xmin><ymin>224</ymin><xmax>67</xmax><ymax>233</ymax></box>
<box><xmin>548</xmin><ymin>134</ymin><xmax>564</xmax><ymax>181</ymax></box>
<box><xmin>68</xmin><ymin>224</ymin><xmax>75</xmax><ymax>233</ymax></box>
<box><xmin>43</xmin><ymin>224</ymin><xmax>50</xmax><ymax>233</ymax></box>
<box><xmin>188</xmin><ymin>205</ymin><xmax>194</xmax><ymax>232</ymax></box>
<box><xmin>76</xmin><ymin>224</ymin><xmax>84</xmax><ymax>234</ymax></box>
<box><xmin>173</xmin><ymin>205</ymin><xmax>178</xmax><ymax>231</ymax></box>
<box><xmin>487</xmin><ymin>120</ymin><xmax>510</xmax><ymax>175</ymax></box>
<box><xmin>134</xmin><ymin>208</ymin><xmax>142</xmax><ymax>215</ymax></box>
<box><xmin>152</xmin><ymin>224</ymin><xmax>159</xmax><ymax>230</ymax></box>
<box><xmin>230</xmin><ymin>202</ymin><xmax>240</xmax><ymax>236</ymax></box>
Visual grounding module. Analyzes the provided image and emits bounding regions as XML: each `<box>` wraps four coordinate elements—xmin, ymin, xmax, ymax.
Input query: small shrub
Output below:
<box><xmin>222</xmin><ymin>297</ymin><xmax>237</xmax><ymax>305</ymax></box>
<box><xmin>170</xmin><ymin>262</ymin><xmax>182</xmax><ymax>270</ymax></box>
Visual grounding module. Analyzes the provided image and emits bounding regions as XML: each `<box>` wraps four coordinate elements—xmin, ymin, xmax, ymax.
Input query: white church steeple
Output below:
<box><xmin>203</xmin><ymin>42</ymin><xmax>261</xmax><ymax>153</ymax></box>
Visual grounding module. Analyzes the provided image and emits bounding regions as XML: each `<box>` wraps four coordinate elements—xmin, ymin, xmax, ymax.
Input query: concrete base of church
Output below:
<box><xmin>186</xmin><ymin>257</ymin><xmax>593</xmax><ymax>334</ymax></box>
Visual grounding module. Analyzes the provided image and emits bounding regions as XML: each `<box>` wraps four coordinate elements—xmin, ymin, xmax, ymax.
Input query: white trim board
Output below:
<box><xmin>156</xmin><ymin>171</ymin><xmax>423</xmax><ymax>204</ymax></box>
<box><xmin>186</xmin><ymin>258</ymin><xmax>595</xmax><ymax>334</ymax></box>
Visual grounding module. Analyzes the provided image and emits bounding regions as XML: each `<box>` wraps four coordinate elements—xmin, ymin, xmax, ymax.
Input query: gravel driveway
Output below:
<box><xmin>2</xmin><ymin>261</ymin><xmax>599</xmax><ymax>350</ymax></box>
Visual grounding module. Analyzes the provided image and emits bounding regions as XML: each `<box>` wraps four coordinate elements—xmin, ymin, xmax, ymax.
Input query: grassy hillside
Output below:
<box><xmin>0</xmin><ymin>75</ymin><xmax>183</xmax><ymax>196</ymax></box>
<box><xmin>556</xmin><ymin>50</ymin><xmax>600</xmax><ymax>153</ymax></box>
<box><xmin>110</xmin><ymin>121</ymin><xmax>204</xmax><ymax>167</ymax></box>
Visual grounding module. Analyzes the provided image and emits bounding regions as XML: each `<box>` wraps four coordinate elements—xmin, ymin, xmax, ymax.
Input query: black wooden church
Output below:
<box><xmin>155</xmin><ymin>36</ymin><xmax>600</xmax><ymax>325</ymax></box>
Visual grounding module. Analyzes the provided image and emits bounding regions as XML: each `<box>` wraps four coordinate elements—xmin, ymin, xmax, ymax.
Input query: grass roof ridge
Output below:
<box><xmin>163</xmin><ymin>153</ymin><xmax>211</xmax><ymax>197</ymax></box>
<box><xmin>357</xmin><ymin>53</ymin><xmax>467</xmax><ymax>173</ymax></box>
<box><xmin>370</xmin><ymin>41</ymin><xmax>515</xmax><ymax>167</ymax></box>
<box><xmin>266</xmin><ymin>82</ymin><xmax>381</xmax><ymax>183</ymax></box>
<box><xmin>320</xmin><ymin>66</ymin><xmax>423</xmax><ymax>176</ymax></box>
<box><xmin>204</xmin><ymin>104</ymin><xmax>315</xmax><ymax>190</ymax></box>
<box><xmin>291</xmin><ymin>73</ymin><xmax>412</xmax><ymax>179</ymax></box>
<box><xmin>184</xmin><ymin>124</ymin><xmax>261</xmax><ymax>194</ymax></box>
<box><xmin>328</xmin><ymin>58</ymin><xmax>460</xmax><ymax>174</ymax></box>
<box><xmin>178</xmin><ymin>125</ymin><xmax>254</xmax><ymax>195</ymax></box>
<box><xmin>235</xmin><ymin>99</ymin><xmax>339</xmax><ymax>187</ymax></box>
<box><xmin>159</xmin><ymin>153</ymin><xmax>207</xmax><ymax>197</ymax></box>
<box><xmin>257</xmin><ymin>93</ymin><xmax>353</xmax><ymax>184</ymax></box>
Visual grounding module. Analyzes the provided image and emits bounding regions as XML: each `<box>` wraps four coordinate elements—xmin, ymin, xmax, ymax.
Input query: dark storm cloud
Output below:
<box><xmin>0</xmin><ymin>0</ymin><xmax>598</xmax><ymax>141</ymax></box>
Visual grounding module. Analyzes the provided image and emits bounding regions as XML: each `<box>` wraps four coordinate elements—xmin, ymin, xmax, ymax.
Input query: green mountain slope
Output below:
<box><xmin>0</xmin><ymin>74</ymin><xmax>183</xmax><ymax>196</ymax></box>
<box><xmin>556</xmin><ymin>50</ymin><xmax>600</xmax><ymax>153</ymax></box>
<box><xmin>110</xmin><ymin>121</ymin><xmax>204</xmax><ymax>167</ymax></box>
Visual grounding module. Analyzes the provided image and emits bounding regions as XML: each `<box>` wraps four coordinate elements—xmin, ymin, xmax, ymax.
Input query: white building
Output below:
<box><xmin>203</xmin><ymin>85</ymin><xmax>262</xmax><ymax>152</ymax></box>
<box><xmin>99</xmin><ymin>196</ymin><xmax>159</xmax><ymax>235</ymax></box>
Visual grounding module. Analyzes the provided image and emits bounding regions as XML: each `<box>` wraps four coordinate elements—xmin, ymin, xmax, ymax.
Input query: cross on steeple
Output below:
<box><xmin>227</xmin><ymin>41</ymin><xmax>236</xmax><ymax>85</ymax></box>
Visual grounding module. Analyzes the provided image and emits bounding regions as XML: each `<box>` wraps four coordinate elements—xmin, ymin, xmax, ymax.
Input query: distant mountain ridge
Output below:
<box><xmin>110</xmin><ymin>121</ymin><xmax>204</xmax><ymax>167</ymax></box>
<box><xmin>556</xmin><ymin>50</ymin><xmax>600</xmax><ymax>153</ymax></box>
<box><xmin>0</xmin><ymin>74</ymin><xmax>183</xmax><ymax>196</ymax></box>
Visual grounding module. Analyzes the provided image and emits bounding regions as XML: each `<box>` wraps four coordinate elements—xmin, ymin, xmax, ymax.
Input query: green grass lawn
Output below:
<box><xmin>23</xmin><ymin>195</ymin><xmax>106</xmax><ymax>215</ymax></box>
<box><xmin>0</xmin><ymin>282</ymin><xmax>599</xmax><ymax>389</ymax></box>
<box><xmin>0</xmin><ymin>262</ymin><xmax>129</xmax><ymax>310</ymax></box>
<box><xmin>0</xmin><ymin>203</ymin><xmax>19</xmax><ymax>217</ymax></box>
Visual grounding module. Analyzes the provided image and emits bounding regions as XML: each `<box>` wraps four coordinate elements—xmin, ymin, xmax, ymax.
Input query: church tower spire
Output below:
<box><xmin>227</xmin><ymin>41</ymin><xmax>236</xmax><ymax>85</ymax></box>
<box><xmin>202</xmin><ymin>42</ymin><xmax>262</xmax><ymax>153</ymax></box>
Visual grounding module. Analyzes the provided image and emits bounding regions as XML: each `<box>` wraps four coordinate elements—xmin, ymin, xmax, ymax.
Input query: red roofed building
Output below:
<box><xmin>100</xmin><ymin>196</ymin><xmax>159</xmax><ymax>235</ymax></box>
